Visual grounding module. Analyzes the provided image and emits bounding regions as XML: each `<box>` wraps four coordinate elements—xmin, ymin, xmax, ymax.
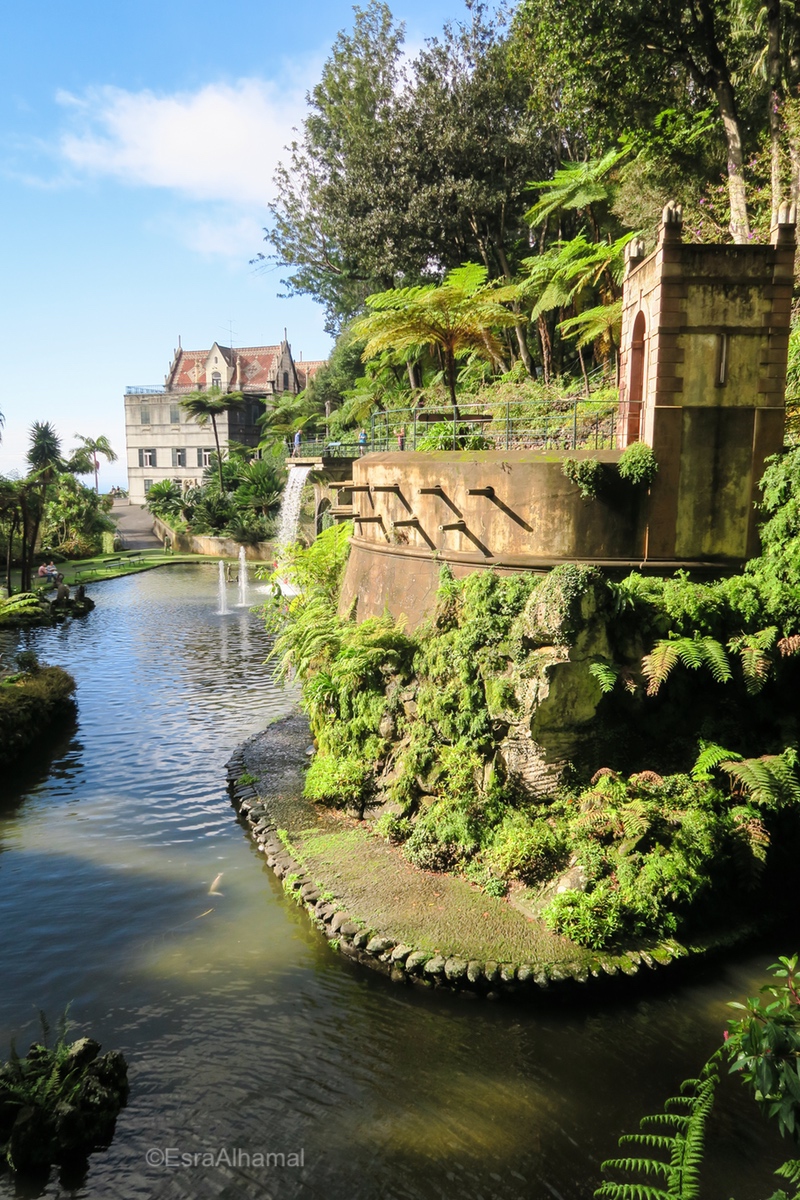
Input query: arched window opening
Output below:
<box><xmin>624</xmin><ymin>311</ymin><xmax>646</xmax><ymax>445</ymax></box>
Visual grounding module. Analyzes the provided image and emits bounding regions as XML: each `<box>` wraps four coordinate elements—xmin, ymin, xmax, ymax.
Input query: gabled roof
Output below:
<box><xmin>165</xmin><ymin>344</ymin><xmax>284</xmax><ymax>393</ymax></box>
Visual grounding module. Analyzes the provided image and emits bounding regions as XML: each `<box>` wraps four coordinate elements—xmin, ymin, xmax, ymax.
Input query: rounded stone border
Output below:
<box><xmin>223</xmin><ymin>750</ymin><xmax>707</xmax><ymax>998</ymax></box>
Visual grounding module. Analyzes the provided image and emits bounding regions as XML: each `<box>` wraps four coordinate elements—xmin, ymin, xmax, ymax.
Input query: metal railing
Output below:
<box><xmin>288</xmin><ymin>395</ymin><xmax>626</xmax><ymax>459</ymax></box>
<box><xmin>126</xmin><ymin>384</ymin><xmax>283</xmax><ymax>396</ymax></box>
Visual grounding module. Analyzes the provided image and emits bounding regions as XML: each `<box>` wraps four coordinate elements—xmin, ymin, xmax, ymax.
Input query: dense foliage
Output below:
<box><xmin>0</xmin><ymin>653</ymin><xmax>77</xmax><ymax>765</ymax></box>
<box><xmin>267</xmin><ymin>445</ymin><xmax>800</xmax><ymax>951</ymax></box>
<box><xmin>256</xmin><ymin>0</ymin><xmax>800</xmax><ymax>451</ymax></box>
<box><xmin>145</xmin><ymin>443</ymin><xmax>285</xmax><ymax>544</ymax></box>
<box><xmin>0</xmin><ymin>424</ymin><xmax>117</xmax><ymax>592</ymax></box>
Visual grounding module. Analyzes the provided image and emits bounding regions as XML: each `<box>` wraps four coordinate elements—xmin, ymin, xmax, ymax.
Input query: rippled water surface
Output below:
<box><xmin>0</xmin><ymin>565</ymin><xmax>790</xmax><ymax>1199</ymax></box>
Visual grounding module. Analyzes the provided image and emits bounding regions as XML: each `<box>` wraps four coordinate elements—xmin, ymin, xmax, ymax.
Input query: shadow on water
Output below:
<box><xmin>0</xmin><ymin>717</ymin><xmax>80</xmax><ymax>817</ymax></box>
<box><xmin>0</xmin><ymin>565</ymin><xmax>792</xmax><ymax>1200</ymax></box>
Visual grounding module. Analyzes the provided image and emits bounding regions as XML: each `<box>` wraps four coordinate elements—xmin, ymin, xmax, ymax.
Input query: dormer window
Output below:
<box><xmin>283</xmin><ymin>371</ymin><xmax>290</xmax><ymax>391</ymax></box>
<box><xmin>212</xmin><ymin>371</ymin><xmax>221</xmax><ymax>388</ymax></box>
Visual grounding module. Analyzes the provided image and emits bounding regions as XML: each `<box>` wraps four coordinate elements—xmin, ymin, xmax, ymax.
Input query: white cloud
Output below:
<box><xmin>56</xmin><ymin>77</ymin><xmax>311</xmax><ymax>208</ymax></box>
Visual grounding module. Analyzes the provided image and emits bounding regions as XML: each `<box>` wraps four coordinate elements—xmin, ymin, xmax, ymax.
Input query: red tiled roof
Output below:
<box><xmin>296</xmin><ymin>360</ymin><xmax>328</xmax><ymax>389</ymax></box>
<box><xmin>166</xmin><ymin>344</ymin><xmax>283</xmax><ymax>392</ymax></box>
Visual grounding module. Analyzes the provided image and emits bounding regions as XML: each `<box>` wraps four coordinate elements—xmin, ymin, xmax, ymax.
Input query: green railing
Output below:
<box><xmin>288</xmin><ymin>394</ymin><xmax>627</xmax><ymax>458</ymax></box>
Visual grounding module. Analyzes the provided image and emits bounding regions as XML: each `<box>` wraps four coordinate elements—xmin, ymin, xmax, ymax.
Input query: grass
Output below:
<box><xmin>5</xmin><ymin>548</ymin><xmax>233</xmax><ymax>593</ymax></box>
<box><xmin>293</xmin><ymin>817</ymin><xmax>592</xmax><ymax>966</ymax></box>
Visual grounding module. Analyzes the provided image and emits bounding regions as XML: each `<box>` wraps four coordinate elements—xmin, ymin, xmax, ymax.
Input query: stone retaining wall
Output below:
<box><xmin>151</xmin><ymin>516</ymin><xmax>274</xmax><ymax>561</ymax></box>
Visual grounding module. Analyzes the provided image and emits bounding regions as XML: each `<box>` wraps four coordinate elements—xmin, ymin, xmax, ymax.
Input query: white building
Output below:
<box><xmin>124</xmin><ymin>339</ymin><xmax>301</xmax><ymax>504</ymax></box>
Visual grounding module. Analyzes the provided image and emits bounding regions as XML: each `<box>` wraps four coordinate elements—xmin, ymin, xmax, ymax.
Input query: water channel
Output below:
<box><xmin>0</xmin><ymin>564</ymin><xmax>790</xmax><ymax>1199</ymax></box>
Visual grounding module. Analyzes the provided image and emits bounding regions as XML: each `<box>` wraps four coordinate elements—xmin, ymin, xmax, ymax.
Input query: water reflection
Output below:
<box><xmin>0</xmin><ymin>565</ymin><xmax>790</xmax><ymax>1199</ymax></box>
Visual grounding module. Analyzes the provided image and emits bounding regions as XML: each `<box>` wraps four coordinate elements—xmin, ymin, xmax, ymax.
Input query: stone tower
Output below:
<box><xmin>618</xmin><ymin>201</ymin><xmax>796</xmax><ymax>562</ymax></box>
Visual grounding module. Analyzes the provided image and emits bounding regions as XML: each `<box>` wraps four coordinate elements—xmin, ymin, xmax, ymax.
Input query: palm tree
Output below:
<box><xmin>71</xmin><ymin>434</ymin><xmax>117</xmax><ymax>493</ymax></box>
<box><xmin>179</xmin><ymin>387</ymin><xmax>246</xmax><ymax>493</ymax></box>
<box><xmin>351</xmin><ymin>263</ymin><xmax>520</xmax><ymax>412</ymax></box>
<box><xmin>22</xmin><ymin>422</ymin><xmax>64</xmax><ymax>590</ymax></box>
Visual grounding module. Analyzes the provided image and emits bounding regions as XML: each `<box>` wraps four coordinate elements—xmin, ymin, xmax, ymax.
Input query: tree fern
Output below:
<box><xmin>597</xmin><ymin>1064</ymin><xmax>718</xmax><ymax>1199</ymax></box>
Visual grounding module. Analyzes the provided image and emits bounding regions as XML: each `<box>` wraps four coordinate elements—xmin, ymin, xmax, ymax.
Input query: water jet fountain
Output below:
<box><xmin>237</xmin><ymin>545</ymin><xmax>250</xmax><ymax>607</ymax></box>
<box><xmin>217</xmin><ymin>560</ymin><xmax>230</xmax><ymax>615</ymax></box>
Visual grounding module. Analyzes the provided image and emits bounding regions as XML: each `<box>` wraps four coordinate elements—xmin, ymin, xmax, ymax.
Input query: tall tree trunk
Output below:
<box><xmin>494</xmin><ymin>242</ymin><xmax>534</xmax><ymax>377</ymax></box>
<box><xmin>211</xmin><ymin>415</ymin><xmax>224</xmax><ymax>493</ymax></box>
<box><xmin>537</xmin><ymin>316</ymin><xmax>553</xmax><ymax>384</ymax></box>
<box><xmin>766</xmin><ymin>0</ymin><xmax>784</xmax><ymax>213</ymax></box>
<box><xmin>445</xmin><ymin>349</ymin><xmax>460</xmax><ymax>417</ymax></box>
<box><xmin>5</xmin><ymin>513</ymin><xmax>18</xmax><ymax>596</ymax></box>
<box><xmin>715</xmin><ymin>77</ymin><xmax>751</xmax><ymax>242</ymax></box>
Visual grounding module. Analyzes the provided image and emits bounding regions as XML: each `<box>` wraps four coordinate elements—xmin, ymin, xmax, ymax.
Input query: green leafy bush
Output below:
<box><xmin>0</xmin><ymin>665</ymin><xmax>76</xmax><ymax>765</ymax></box>
<box><xmin>617</xmin><ymin>440</ymin><xmax>657</xmax><ymax>487</ymax></box>
<box><xmin>562</xmin><ymin>455</ymin><xmax>604</xmax><ymax>499</ymax></box>
<box><xmin>303</xmin><ymin>753</ymin><xmax>373</xmax><ymax>809</ymax></box>
<box><xmin>485</xmin><ymin>811</ymin><xmax>567</xmax><ymax>882</ymax></box>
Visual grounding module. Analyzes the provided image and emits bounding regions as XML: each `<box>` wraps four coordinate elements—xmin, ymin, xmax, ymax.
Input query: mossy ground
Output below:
<box><xmin>242</xmin><ymin>715</ymin><xmax>592</xmax><ymax>969</ymax></box>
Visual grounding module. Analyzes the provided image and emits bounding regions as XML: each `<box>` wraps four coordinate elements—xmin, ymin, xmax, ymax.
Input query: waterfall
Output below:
<box><xmin>237</xmin><ymin>544</ymin><xmax>250</xmax><ymax>607</ymax></box>
<box><xmin>275</xmin><ymin>465</ymin><xmax>313</xmax><ymax>555</ymax></box>
<box><xmin>273</xmin><ymin>464</ymin><xmax>312</xmax><ymax>598</ymax></box>
<box><xmin>217</xmin><ymin>560</ymin><xmax>230</xmax><ymax>615</ymax></box>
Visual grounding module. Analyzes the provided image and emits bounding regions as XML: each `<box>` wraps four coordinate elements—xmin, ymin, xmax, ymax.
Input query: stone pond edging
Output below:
<box><xmin>222</xmin><ymin>716</ymin><xmax>760</xmax><ymax>999</ymax></box>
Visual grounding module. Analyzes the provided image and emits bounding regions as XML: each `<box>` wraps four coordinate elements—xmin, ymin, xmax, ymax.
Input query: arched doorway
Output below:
<box><xmin>623</xmin><ymin>311</ymin><xmax>646</xmax><ymax>445</ymax></box>
<box><xmin>316</xmin><ymin>498</ymin><xmax>334</xmax><ymax>535</ymax></box>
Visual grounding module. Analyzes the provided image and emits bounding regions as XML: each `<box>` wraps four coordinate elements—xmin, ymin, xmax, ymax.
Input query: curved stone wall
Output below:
<box><xmin>338</xmin><ymin>450</ymin><xmax>653</xmax><ymax>625</ymax></box>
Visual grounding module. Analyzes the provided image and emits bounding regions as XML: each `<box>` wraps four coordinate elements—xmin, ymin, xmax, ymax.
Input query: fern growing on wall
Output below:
<box><xmin>641</xmin><ymin>636</ymin><xmax>732</xmax><ymax>696</ymax></box>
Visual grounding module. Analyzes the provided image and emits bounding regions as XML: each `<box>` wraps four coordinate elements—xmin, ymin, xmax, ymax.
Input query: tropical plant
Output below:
<box><xmin>70</xmin><ymin>434</ymin><xmax>117</xmax><ymax>493</ymax></box>
<box><xmin>179</xmin><ymin>387</ymin><xmax>246</xmax><ymax>493</ymax></box>
<box><xmin>351</xmin><ymin>264</ymin><xmax>521</xmax><ymax>410</ymax></box>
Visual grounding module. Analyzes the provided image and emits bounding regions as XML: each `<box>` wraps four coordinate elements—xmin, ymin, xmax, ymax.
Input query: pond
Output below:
<box><xmin>0</xmin><ymin>565</ymin><xmax>789</xmax><ymax>1199</ymax></box>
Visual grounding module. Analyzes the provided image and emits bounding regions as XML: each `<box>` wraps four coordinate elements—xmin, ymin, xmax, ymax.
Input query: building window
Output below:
<box><xmin>283</xmin><ymin>371</ymin><xmax>290</xmax><ymax>391</ymax></box>
<box><xmin>144</xmin><ymin>478</ymin><xmax>153</xmax><ymax>494</ymax></box>
<box><xmin>141</xmin><ymin>406</ymin><xmax>151</xmax><ymax>424</ymax></box>
<box><xmin>172</xmin><ymin>448</ymin><xmax>186</xmax><ymax>468</ymax></box>
<box><xmin>138</xmin><ymin>448</ymin><xmax>157</xmax><ymax>468</ymax></box>
<box><xmin>170</xmin><ymin>403</ymin><xmax>180</xmax><ymax>424</ymax></box>
<box><xmin>212</xmin><ymin>371</ymin><xmax>221</xmax><ymax>388</ymax></box>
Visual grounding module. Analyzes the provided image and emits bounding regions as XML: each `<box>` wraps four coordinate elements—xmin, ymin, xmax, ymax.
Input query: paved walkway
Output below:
<box><xmin>111</xmin><ymin>499</ymin><xmax>161</xmax><ymax>550</ymax></box>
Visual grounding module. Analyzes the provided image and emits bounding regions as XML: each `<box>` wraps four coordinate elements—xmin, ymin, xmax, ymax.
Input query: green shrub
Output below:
<box><xmin>617</xmin><ymin>440</ymin><xmax>658</xmax><ymax>487</ymax></box>
<box><xmin>303</xmin><ymin>753</ymin><xmax>372</xmax><ymax>808</ymax></box>
<box><xmin>0</xmin><ymin>665</ymin><xmax>76</xmax><ymax>765</ymax></box>
<box><xmin>485</xmin><ymin>812</ymin><xmax>568</xmax><ymax>882</ymax></box>
<box><xmin>562</xmin><ymin>456</ymin><xmax>604</xmax><ymax>499</ymax></box>
<box><xmin>543</xmin><ymin>886</ymin><xmax>625</xmax><ymax>949</ymax></box>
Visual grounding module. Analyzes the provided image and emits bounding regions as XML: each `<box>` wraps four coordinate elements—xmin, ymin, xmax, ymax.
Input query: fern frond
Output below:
<box><xmin>721</xmin><ymin>749</ymin><xmax>800</xmax><ymax>808</ymax></box>
<box><xmin>728</xmin><ymin>627</ymin><xmax>777</xmax><ymax>694</ymax></box>
<box><xmin>597</xmin><ymin>1065</ymin><xmax>718</xmax><ymax>1200</ymax></box>
<box><xmin>642</xmin><ymin>641</ymin><xmax>680</xmax><ymax>696</ymax></box>
<box><xmin>778</xmin><ymin>635</ymin><xmax>800</xmax><ymax>657</ymax></box>
<box><xmin>698</xmin><ymin>637</ymin><xmax>732</xmax><ymax>684</ymax></box>
<box><xmin>691</xmin><ymin>740</ymin><xmax>742</xmax><ymax>782</ymax></box>
<box><xmin>590</xmin><ymin>661</ymin><xmax>620</xmax><ymax>694</ymax></box>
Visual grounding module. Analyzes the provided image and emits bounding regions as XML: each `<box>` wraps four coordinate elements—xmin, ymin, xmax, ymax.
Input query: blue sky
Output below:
<box><xmin>0</xmin><ymin>0</ymin><xmax>470</xmax><ymax>488</ymax></box>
